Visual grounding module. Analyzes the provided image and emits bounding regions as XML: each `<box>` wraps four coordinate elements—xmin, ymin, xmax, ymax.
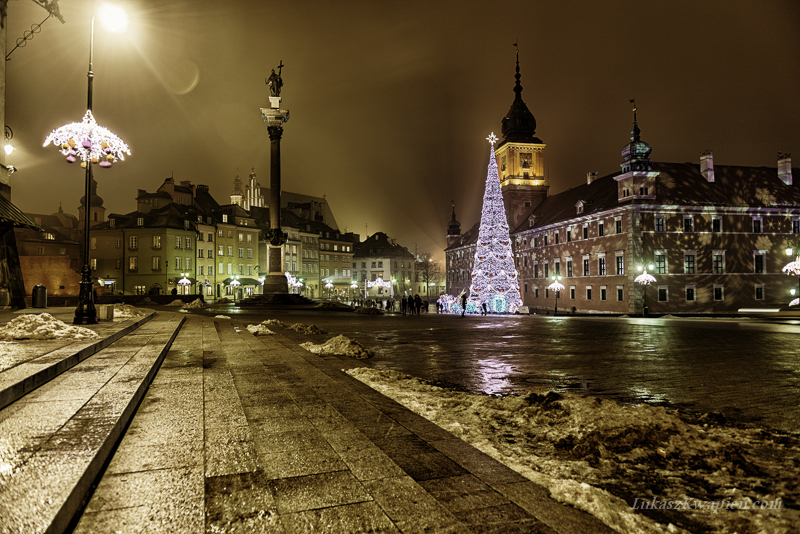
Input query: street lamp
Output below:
<box><xmin>230</xmin><ymin>275</ymin><xmax>241</xmax><ymax>304</ymax></box>
<box><xmin>547</xmin><ymin>275</ymin><xmax>564</xmax><ymax>316</ymax></box>
<box><xmin>43</xmin><ymin>3</ymin><xmax>130</xmax><ymax>325</ymax></box>
<box><xmin>325</xmin><ymin>281</ymin><xmax>334</xmax><ymax>299</ymax></box>
<box><xmin>635</xmin><ymin>263</ymin><xmax>656</xmax><ymax>317</ymax></box>
<box><xmin>782</xmin><ymin>256</ymin><xmax>800</xmax><ymax>304</ymax></box>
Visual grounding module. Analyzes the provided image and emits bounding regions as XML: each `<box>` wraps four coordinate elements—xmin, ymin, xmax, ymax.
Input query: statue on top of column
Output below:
<box><xmin>266</xmin><ymin>60</ymin><xmax>284</xmax><ymax>97</ymax></box>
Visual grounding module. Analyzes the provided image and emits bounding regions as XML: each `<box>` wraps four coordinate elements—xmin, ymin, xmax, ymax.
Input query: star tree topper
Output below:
<box><xmin>487</xmin><ymin>132</ymin><xmax>498</xmax><ymax>146</ymax></box>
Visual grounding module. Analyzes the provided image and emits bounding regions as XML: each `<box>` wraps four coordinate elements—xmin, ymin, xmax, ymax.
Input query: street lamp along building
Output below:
<box><xmin>446</xmin><ymin>55</ymin><xmax>800</xmax><ymax>314</ymax></box>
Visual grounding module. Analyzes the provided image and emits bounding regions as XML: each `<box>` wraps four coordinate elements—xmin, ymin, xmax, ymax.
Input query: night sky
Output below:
<box><xmin>6</xmin><ymin>0</ymin><xmax>800</xmax><ymax>260</ymax></box>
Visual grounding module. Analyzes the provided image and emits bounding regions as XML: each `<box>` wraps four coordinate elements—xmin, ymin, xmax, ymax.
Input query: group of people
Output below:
<box><xmin>400</xmin><ymin>294</ymin><xmax>427</xmax><ymax>315</ymax></box>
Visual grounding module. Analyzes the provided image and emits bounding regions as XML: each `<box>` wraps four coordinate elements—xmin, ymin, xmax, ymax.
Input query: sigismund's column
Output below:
<box><xmin>261</xmin><ymin>62</ymin><xmax>290</xmax><ymax>297</ymax></box>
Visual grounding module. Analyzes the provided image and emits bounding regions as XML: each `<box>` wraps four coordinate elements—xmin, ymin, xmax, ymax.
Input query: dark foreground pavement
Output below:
<box><xmin>0</xmin><ymin>308</ymin><xmax>613</xmax><ymax>534</ymax></box>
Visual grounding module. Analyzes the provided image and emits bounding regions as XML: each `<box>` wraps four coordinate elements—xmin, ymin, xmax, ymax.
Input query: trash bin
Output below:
<box><xmin>32</xmin><ymin>284</ymin><xmax>47</xmax><ymax>308</ymax></box>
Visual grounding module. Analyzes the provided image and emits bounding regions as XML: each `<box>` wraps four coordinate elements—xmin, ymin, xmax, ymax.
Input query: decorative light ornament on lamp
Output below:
<box><xmin>547</xmin><ymin>276</ymin><xmax>565</xmax><ymax>316</ymax></box>
<box><xmin>635</xmin><ymin>265</ymin><xmax>657</xmax><ymax>317</ymax></box>
<box><xmin>44</xmin><ymin>110</ymin><xmax>130</xmax><ymax>168</ymax></box>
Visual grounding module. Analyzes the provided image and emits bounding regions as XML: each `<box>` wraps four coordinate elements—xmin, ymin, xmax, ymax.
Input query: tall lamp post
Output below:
<box><xmin>230</xmin><ymin>276</ymin><xmax>241</xmax><ymax>304</ymax></box>
<box><xmin>635</xmin><ymin>264</ymin><xmax>656</xmax><ymax>317</ymax></box>
<box><xmin>43</xmin><ymin>3</ymin><xmax>130</xmax><ymax>325</ymax></box>
<box><xmin>547</xmin><ymin>275</ymin><xmax>564</xmax><ymax>316</ymax></box>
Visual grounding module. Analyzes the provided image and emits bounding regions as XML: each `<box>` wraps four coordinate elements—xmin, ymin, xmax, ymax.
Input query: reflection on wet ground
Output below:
<box><xmin>194</xmin><ymin>307</ymin><xmax>800</xmax><ymax>432</ymax></box>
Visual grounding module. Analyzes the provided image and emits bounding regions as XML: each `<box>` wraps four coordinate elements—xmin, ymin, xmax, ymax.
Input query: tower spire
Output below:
<box><xmin>501</xmin><ymin>43</ymin><xmax>540</xmax><ymax>143</ymax></box>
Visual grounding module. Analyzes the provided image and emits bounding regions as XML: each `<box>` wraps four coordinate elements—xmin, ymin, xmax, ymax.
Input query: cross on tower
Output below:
<box><xmin>277</xmin><ymin>60</ymin><xmax>284</xmax><ymax>76</ymax></box>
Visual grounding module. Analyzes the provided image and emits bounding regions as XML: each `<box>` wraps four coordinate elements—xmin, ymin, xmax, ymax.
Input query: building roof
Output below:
<box><xmin>353</xmin><ymin>232</ymin><xmax>414</xmax><ymax>259</ymax></box>
<box><xmin>512</xmin><ymin>162</ymin><xmax>800</xmax><ymax>233</ymax></box>
<box><xmin>0</xmin><ymin>195</ymin><xmax>40</xmax><ymax>230</ymax></box>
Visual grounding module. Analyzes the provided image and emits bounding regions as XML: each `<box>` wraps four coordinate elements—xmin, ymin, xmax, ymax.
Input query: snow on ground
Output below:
<box><xmin>214</xmin><ymin>315</ymin><xmax>231</xmax><ymax>320</ymax></box>
<box><xmin>113</xmin><ymin>304</ymin><xmax>145</xmax><ymax>318</ymax></box>
<box><xmin>182</xmin><ymin>299</ymin><xmax>207</xmax><ymax>309</ymax></box>
<box><xmin>346</xmin><ymin>368</ymin><xmax>799</xmax><ymax>534</ymax></box>
<box><xmin>0</xmin><ymin>313</ymin><xmax>99</xmax><ymax>341</ymax></box>
<box><xmin>287</xmin><ymin>323</ymin><xmax>327</xmax><ymax>335</ymax></box>
<box><xmin>263</xmin><ymin>319</ymin><xmax>285</xmax><ymax>328</ymax></box>
<box><xmin>164</xmin><ymin>299</ymin><xmax>185</xmax><ymax>307</ymax></box>
<box><xmin>301</xmin><ymin>335</ymin><xmax>372</xmax><ymax>359</ymax></box>
<box><xmin>246</xmin><ymin>324</ymin><xmax>274</xmax><ymax>335</ymax></box>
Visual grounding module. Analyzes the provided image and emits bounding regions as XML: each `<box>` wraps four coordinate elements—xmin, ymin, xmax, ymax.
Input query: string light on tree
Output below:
<box><xmin>467</xmin><ymin>133</ymin><xmax>523</xmax><ymax>314</ymax></box>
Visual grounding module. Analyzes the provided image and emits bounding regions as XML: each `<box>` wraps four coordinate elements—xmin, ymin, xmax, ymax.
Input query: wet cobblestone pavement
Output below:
<box><xmin>199</xmin><ymin>306</ymin><xmax>800</xmax><ymax>433</ymax></box>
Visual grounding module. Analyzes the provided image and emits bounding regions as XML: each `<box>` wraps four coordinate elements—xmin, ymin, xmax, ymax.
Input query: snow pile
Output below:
<box><xmin>139</xmin><ymin>297</ymin><xmax>155</xmax><ymax>305</ymax></box>
<box><xmin>0</xmin><ymin>313</ymin><xmax>99</xmax><ymax>341</ymax></box>
<box><xmin>217</xmin><ymin>297</ymin><xmax>232</xmax><ymax>303</ymax></box>
<box><xmin>287</xmin><ymin>323</ymin><xmax>327</xmax><ymax>335</ymax></box>
<box><xmin>214</xmin><ymin>315</ymin><xmax>231</xmax><ymax>320</ymax></box>
<box><xmin>246</xmin><ymin>324</ymin><xmax>275</xmax><ymax>336</ymax></box>
<box><xmin>165</xmin><ymin>299</ymin><xmax>185</xmax><ymax>307</ymax></box>
<box><xmin>182</xmin><ymin>299</ymin><xmax>207</xmax><ymax>309</ymax></box>
<box><xmin>263</xmin><ymin>319</ymin><xmax>285</xmax><ymax>328</ymax></box>
<box><xmin>346</xmin><ymin>369</ymin><xmax>799</xmax><ymax>534</ymax></box>
<box><xmin>301</xmin><ymin>335</ymin><xmax>372</xmax><ymax>359</ymax></box>
<box><xmin>355</xmin><ymin>307</ymin><xmax>383</xmax><ymax>315</ymax></box>
<box><xmin>113</xmin><ymin>304</ymin><xmax>145</xmax><ymax>318</ymax></box>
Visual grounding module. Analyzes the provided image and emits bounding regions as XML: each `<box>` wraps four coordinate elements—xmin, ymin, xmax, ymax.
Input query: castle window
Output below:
<box><xmin>753</xmin><ymin>251</ymin><xmax>766</xmax><ymax>274</ymax></box>
<box><xmin>686</xmin><ymin>286</ymin><xmax>696</xmax><ymax>302</ymax></box>
<box><xmin>752</xmin><ymin>217</ymin><xmax>762</xmax><ymax>233</ymax></box>
<box><xmin>755</xmin><ymin>284</ymin><xmax>764</xmax><ymax>300</ymax></box>
<box><xmin>684</xmin><ymin>217</ymin><xmax>693</xmax><ymax>233</ymax></box>
<box><xmin>654</xmin><ymin>250</ymin><xmax>667</xmax><ymax>274</ymax></box>
<box><xmin>655</xmin><ymin>216</ymin><xmax>665</xmax><ymax>232</ymax></box>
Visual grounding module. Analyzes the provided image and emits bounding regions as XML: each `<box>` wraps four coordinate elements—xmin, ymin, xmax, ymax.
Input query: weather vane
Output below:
<box><xmin>487</xmin><ymin>132</ymin><xmax>498</xmax><ymax>146</ymax></box>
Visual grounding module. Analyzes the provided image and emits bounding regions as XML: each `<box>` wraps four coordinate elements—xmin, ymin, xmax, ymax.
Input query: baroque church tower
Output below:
<box><xmin>494</xmin><ymin>48</ymin><xmax>549</xmax><ymax>231</ymax></box>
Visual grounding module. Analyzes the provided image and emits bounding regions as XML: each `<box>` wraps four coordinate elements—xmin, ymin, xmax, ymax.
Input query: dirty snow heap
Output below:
<box><xmin>0</xmin><ymin>313</ymin><xmax>99</xmax><ymax>341</ymax></box>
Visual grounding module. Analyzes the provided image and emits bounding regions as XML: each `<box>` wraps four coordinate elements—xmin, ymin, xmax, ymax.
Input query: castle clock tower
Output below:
<box><xmin>494</xmin><ymin>48</ymin><xmax>549</xmax><ymax>231</ymax></box>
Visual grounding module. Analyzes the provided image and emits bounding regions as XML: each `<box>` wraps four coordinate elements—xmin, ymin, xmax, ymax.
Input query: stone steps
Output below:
<box><xmin>0</xmin><ymin>312</ymin><xmax>184</xmax><ymax>534</ymax></box>
<box><xmin>0</xmin><ymin>311</ymin><xmax>156</xmax><ymax>411</ymax></box>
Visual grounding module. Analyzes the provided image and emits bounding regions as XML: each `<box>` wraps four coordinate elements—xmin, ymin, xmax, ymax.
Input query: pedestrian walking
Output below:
<box><xmin>401</xmin><ymin>296</ymin><xmax>407</xmax><ymax>315</ymax></box>
<box><xmin>414</xmin><ymin>294</ymin><xmax>422</xmax><ymax>315</ymax></box>
<box><xmin>461</xmin><ymin>292</ymin><xmax>468</xmax><ymax>316</ymax></box>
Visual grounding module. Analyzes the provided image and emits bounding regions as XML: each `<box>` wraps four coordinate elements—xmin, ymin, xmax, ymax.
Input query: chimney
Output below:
<box><xmin>778</xmin><ymin>152</ymin><xmax>792</xmax><ymax>185</ymax></box>
<box><xmin>586</xmin><ymin>172</ymin><xmax>598</xmax><ymax>185</ymax></box>
<box><xmin>700</xmin><ymin>150</ymin><xmax>714</xmax><ymax>182</ymax></box>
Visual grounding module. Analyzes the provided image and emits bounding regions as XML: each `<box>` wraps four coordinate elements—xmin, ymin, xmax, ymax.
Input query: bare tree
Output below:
<box><xmin>417</xmin><ymin>253</ymin><xmax>442</xmax><ymax>297</ymax></box>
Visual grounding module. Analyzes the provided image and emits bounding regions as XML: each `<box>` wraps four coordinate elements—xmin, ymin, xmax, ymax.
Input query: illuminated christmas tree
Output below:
<box><xmin>468</xmin><ymin>133</ymin><xmax>523</xmax><ymax>313</ymax></box>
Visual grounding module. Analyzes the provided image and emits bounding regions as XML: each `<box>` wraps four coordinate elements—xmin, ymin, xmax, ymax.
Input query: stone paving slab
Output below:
<box><xmin>0</xmin><ymin>309</ymin><xmax>156</xmax><ymax>411</ymax></box>
<box><xmin>74</xmin><ymin>315</ymin><xmax>614</xmax><ymax>533</ymax></box>
<box><xmin>0</xmin><ymin>312</ymin><xmax>184</xmax><ymax>534</ymax></box>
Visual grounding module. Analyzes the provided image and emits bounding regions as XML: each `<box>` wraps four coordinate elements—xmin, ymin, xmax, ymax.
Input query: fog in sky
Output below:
<box><xmin>6</xmin><ymin>0</ymin><xmax>800</xmax><ymax>259</ymax></box>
